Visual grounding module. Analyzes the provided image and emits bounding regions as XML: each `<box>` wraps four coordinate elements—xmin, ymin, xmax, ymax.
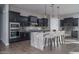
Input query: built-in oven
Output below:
<box><xmin>9</xmin><ymin>22</ymin><xmax>20</xmax><ymax>39</ymax></box>
<box><xmin>10</xmin><ymin>29</ymin><xmax>20</xmax><ymax>39</ymax></box>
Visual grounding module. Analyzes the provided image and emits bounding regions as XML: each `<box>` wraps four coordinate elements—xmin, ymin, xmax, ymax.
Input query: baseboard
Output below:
<box><xmin>0</xmin><ymin>40</ymin><xmax>9</xmax><ymax>46</ymax></box>
<box><xmin>5</xmin><ymin>43</ymin><xmax>9</xmax><ymax>46</ymax></box>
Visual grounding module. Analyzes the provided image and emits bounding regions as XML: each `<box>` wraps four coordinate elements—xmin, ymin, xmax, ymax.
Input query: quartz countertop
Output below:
<box><xmin>20</xmin><ymin>26</ymin><xmax>49</xmax><ymax>32</ymax></box>
<box><xmin>30</xmin><ymin>30</ymin><xmax>50</xmax><ymax>32</ymax></box>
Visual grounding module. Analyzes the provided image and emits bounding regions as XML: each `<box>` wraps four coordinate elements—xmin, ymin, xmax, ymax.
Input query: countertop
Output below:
<box><xmin>20</xmin><ymin>26</ymin><xmax>50</xmax><ymax>32</ymax></box>
<box><xmin>30</xmin><ymin>30</ymin><xmax>50</xmax><ymax>32</ymax></box>
<box><xmin>20</xmin><ymin>29</ymin><xmax>50</xmax><ymax>32</ymax></box>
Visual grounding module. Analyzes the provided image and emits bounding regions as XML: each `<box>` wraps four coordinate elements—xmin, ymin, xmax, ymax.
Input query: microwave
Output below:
<box><xmin>10</xmin><ymin>22</ymin><xmax>20</xmax><ymax>29</ymax></box>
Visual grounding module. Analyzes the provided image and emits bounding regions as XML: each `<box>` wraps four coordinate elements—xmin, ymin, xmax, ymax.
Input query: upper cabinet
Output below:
<box><xmin>41</xmin><ymin>18</ymin><xmax>48</xmax><ymax>26</ymax></box>
<box><xmin>38</xmin><ymin>18</ymin><xmax>48</xmax><ymax>27</ymax></box>
<box><xmin>73</xmin><ymin>18</ymin><xmax>78</xmax><ymax>26</ymax></box>
<box><xmin>28</xmin><ymin>16</ymin><xmax>38</xmax><ymax>23</ymax></box>
<box><xmin>19</xmin><ymin>16</ymin><xmax>29</xmax><ymax>26</ymax></box>
<box><xmin>37</xmin><ymin>18</ymin><xmax>43</xmax><ymax>26</ymax></box>
<box><xmin>60</xmin><ymin>20</ymin><xmax>64</xmax><ymax>27</ymax></box>
<box><xmin>9</xmin><ymin>11</ymin><xmax>48</xmax><ymax>27</ymax></box>
<box><xmin>28</xmin><ymin>16</ymin><xmax>38</xmax><ymax>26</ymax></box>
<box><xmin>9</xmin><ymin>11</ymin><xmax>20</xmax><ymax>22</ymax></box>
<box><xmin>64</xmin><ymin>17</ymin><xmax>73</xmax><ymax>26</ymax></box>
<box><xmin>60</xmin><ymin>17</ymin><xmax>78</xmax><ymax>27</ymax></box>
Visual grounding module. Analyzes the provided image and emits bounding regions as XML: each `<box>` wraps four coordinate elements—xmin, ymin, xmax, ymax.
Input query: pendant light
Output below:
<box><xmin>50</xmin><ymin>4</ymin><xmax>54</xmax><ymax>17</ymax></box>
<box><xmin>50</xmin><ymin>4</ymin><xmax>60</xmax><ymax>18</ymax></box>
<box><xmin>57</xmin><ymin>6</ymin><xmax>60</xmax><ymax>19</ymax></box>
<box><xmin>44</xmin><ymin>4</ymin><xmax>47</xmax><ymax>18</ymax></box>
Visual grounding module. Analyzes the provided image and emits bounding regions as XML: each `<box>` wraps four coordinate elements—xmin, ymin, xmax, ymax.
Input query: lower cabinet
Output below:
<box><xmin>20</xmin><ymin>32</ymin><xmax>30</xmax><ymax>40</ymax></box>
<box><xmin>9</xmin><ymin>32</ymin><xmax>30</xmax><ymax>43</ymax></box>
<box><xmin>71</xmin><ymin>31</ymin><xmax>78</xmax><ymax>38</ymax></box>
<box><xmin>9</xmin><ymin>38</ymin><xmax>20</xmax><ymax>43</ymax></box>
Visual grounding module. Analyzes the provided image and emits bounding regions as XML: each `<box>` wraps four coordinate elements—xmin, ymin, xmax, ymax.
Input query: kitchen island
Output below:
<box><xmin>30</xmin><ymin>30</ymin><xmax>49</xmax><ymax>50</ymax></box>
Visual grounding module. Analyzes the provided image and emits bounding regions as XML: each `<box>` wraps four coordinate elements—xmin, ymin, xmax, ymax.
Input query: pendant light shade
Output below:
<box><xmin>57</xmin><ymin>6</ymin><xmax>60</xmax><ymax>19</ymax></box>
<box><xmin>50</xmin><ymin>4</ymin><xmax>54</xmax><ymax>17</ymax></box>
<box><xmin>44</xmin><ymin>4</ymin><xmax>47</xmax><ymax>18</ymax></box>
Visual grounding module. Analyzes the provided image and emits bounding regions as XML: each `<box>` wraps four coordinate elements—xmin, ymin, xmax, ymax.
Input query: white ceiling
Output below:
<box><xmin>10</xmin><ymin>4</ymin><xmax>79</xmax><ymax>16</ymax></box>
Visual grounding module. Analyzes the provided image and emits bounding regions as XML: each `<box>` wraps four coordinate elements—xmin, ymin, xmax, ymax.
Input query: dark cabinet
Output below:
<box><xmin>19</xmin><ymin>16</ymin><xmax>29</xmax><ymax>26</ymax></box>
<box><xmin>73</xmin><ymin>18</ymin><xmax>78</xmax><ymax>26</ymax></box>
<box><xmin>60</xmin><ymin>17</ymin><xmax>78</xmax><ymax>27</ymax></box>
<box><xmin>60</xmin><ymin>20</ymin><xmax>64</xmax><ymax>27</ymax></box>
<box><xmin>20</xmin><ymin>32</ymin><xmax>30</xmax><ymax>40</ymax></box>
<box><xmin>38</xmin><ymin>18</ymin><xmax>48</xmax><ymax>26</ymax></box>
<box><xmin>28</xmin><ymin>16</ymin><xmax>38</xmax><ymax>26</ymax></box>
<box><xmin>9</xmin><ymin>11</ymin><xmax>20</xmax><ymax>22</ymax></box>
<box><xmin>64</xmin><ymin>18</ymin><xmax>73</xmax><ymax>26</ymax></box>
<box><xmin>38</xmin><ymin>18</ymin><xmax>43</xmax><ymax>26</ymax></box>
<box><xmin>9</xmin><ymin>32</ymin><xmax>30</xmax><ymax>43</ymax></box>
<box><xmin>71</xmin><ymin>31</ymin><xmax>78</xmax><ymax>38</ymax></box>
<box><xmin>42</xmin><ymin>18</ymin><xmax>48</xmax><ymax>26</ymax></box>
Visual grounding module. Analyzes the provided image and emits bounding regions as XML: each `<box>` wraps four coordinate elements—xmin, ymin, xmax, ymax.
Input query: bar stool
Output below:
<box><xmin>60</xmin><ymin>31</ymin><xmax>65</xmax><ymax>44</ymax></box>
<box><xmin>43</xmin><ymin>33</ymin><xmax>51</xmax><ymax>48</ymax></box>
<box><xmin>43</xmin><ymin>32</ymin><xmax>54</xmax><ymax>49</ymax></box>
<box><xmin>51</xmin><ymin>32</ymin><xmax>60</xmax><ymax>47</ymax></box>
<box><xmin>57</xmin><ymin>31</ymin><xmax>65</xmax><ymax>45</ymax></box>
<box><xmin>43</xmin><ymin>32</ymin><xmax>57</xmax><ymax>48</ymax></box>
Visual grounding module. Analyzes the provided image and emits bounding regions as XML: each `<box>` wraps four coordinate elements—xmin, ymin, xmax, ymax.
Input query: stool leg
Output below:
<box><xmin>59</xmin><ymin>36</ymin><xmax>62</xmax><ymax>45</ymax></box>
<box><xmin>62</xmin><ymin>35</ymin><xmax>65</xmax><ymax>44</ymax></box>
<box><xmin>58</xmin><ymin>36</ymin><xmax>60</xmax><ymax>46</ymax></box>
<box><xmin>55</xmin><ymin>37</ymin><xmax>57</xmax><ymax>48</ymax></box>
<box><xmin>44</xmin><ymin>38</ymin><xmax>46</xmax><ymax>48</ymax></box>
<box><xmin>58</xmin><ymin>36</ymin><xmax>61</xmax><ymax>45</ymax></box>
<box><xmin>50</xmin><ymin>39</ymin><xmax>52</xmax><ymax>50</ymax></box>
<box><xmin>44</xmin><ymin>38</ymin><xmax>48</xmax><ymax>48</ymax></box>
<box><xmin>57</xmin><ymin>37</ymin><xmax>59</xmax><ymax>47</ymax></box>
<box><xmin>48</xmin><ymin>39</ymin><xmax>50</xmax><ymax>47</ymax></box>
<box><xmin>53</xmin><ymin>38</ymin><xmax>55</xmax><ymax>48</ymax></box>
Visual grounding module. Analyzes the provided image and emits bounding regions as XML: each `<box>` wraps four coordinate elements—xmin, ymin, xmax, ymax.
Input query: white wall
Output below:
<box><xmin>0</xmin><ymin>5</ymin><xmax>4</xmax><ymax>40</ymax></box>
<box><xmin>0</xmin><ymin>12</ymin><xmax>2</xmax><ymax>40</ymax></box>
<box><xmin>49</xmin><ymin>16</ymin><xmax>60</xmax><ymax>31</ymax></box>
<box><xmin>9</xmin><ymin>5</ymin><xmax>44</xmax><ymax>18</ymax></box>
<box><xmin>0</xmin><ymin>4</ymin><xmax>9</xmax><ymax>46</ymax></box>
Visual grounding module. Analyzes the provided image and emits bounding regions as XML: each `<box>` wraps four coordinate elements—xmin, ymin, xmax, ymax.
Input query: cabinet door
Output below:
<box><xmin>60</xmin><ymin>20</ymin><xmax>64</xmax><ymax>27</ymax></box>
<box><xmin>64</xmin><ymin>17</ymin><xmax>73</xmax><ymax>26</ymax></box>
<box><xmin>9</xmin><ymin>11</ymin><xmax>20</xmax><ymax>22</ymax></box>
<box><xmin>41</xmin><ymin>18</ymin><xmax>48</xmax><ymax>26</ymax></box>
<box><xmin>73</xmin><ymin>18</ymin><xmax>78</xmax><ymax>26</ymax></box>
<box><xmin>28</xmin><ymin>16</ymin><xmax>38</xmax><ymax>26</ymax></box>
<box><xmin>43</xmin><ymin>18</ymin><xmax>48</xmax><ymax>26</ymax></box>
<box><xmin>38</xmin><ymin>19</ymin><xmax>43</xmax><ymax>26</ymax></box>
<box><xmin>19</xmin><ymin>16</ymin><xmax>29</xmax><ymax>26</ymax></box>
<box><xmin>9</xmin><ymin>12</ymin><xmax>15</xmax><ymax>22</ymax></box>
<box><xmin>30</xmin><ymin>16</ymin><xmax>37</xmax><ymax>23</ymax></box>
<box><xmin>71</xmin><ymin>31</ymin><xmax>78</xmax><ymax>38</ymax></box>
<box><xmin>20</xmin><ymin>32</ymin><xmax>30</xmax><ymax>40</ymax></box>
